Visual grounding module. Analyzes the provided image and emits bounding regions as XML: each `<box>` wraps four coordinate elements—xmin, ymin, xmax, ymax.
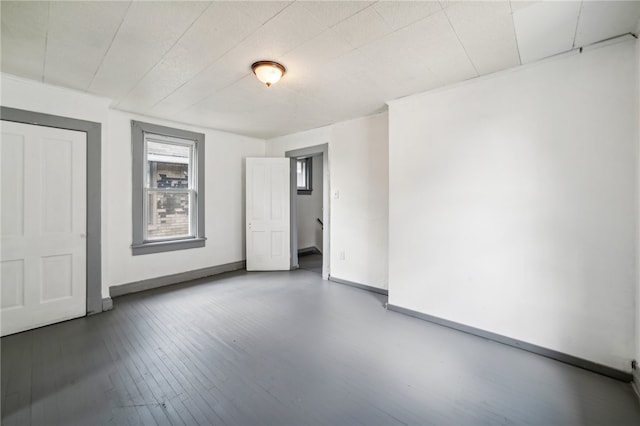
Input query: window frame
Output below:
<box><xmin>131</xmin><ymin>120</ymin><xmax>205</xmax><ymax>255</ymax></box>
<box><xmin>296</xmin><ymin>157</ymin><xmax>312</xmax><ymax>195</ymax></box>
<box><xmin>143</xmin><ymin>134</ymin><xmax>195</xmax><ymax>242</ymax></box>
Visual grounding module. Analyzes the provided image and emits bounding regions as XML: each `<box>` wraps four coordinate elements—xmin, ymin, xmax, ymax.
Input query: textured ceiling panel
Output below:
<box><xmin>238</xmin><ymin>0</ymin><xmax>292</xmax><ymax>24</ymax></box>
<box><xmin>279</xmin><ymin>28</ymin><xmax>355</xmax><ymax>91</ymax></box>
<box><xmin>44</xmin><ymin>2</ymin><xmax>130</xmax><ymax>90</ymax></box>
<box><xmin>116</xmin><ymin>1</ymin><xmax>271</xmax><ymax>111</ymax></box>
<box><xmin>357</xmin><ymin>29</ymin><xmax>441</xmax><ymax>99</ymax></box>
<box><xmin>445</xmin><ymin>1</ymin><xmax>521</xmax><ymax>74</ymax></box>
<box><xmin>149</xmin><ymin>59</ymin><xmax>247</xmax><ymax>118</ymax></box>
<box><xmin>574</xmin><ymin>1</ymin><xmax>640</xmax><ymax>47</ymax></box>
<box><xmin>0</xmin><ymin>1</ymin><xmax>49</xmax><ymax>81</ymax></box>
<box><xmin>88</xmin><ymin>1</ymin><xmax>209</xmax><ymax>99</ymax></box>
<box><xmin>374</xmin><ymin>0</ymin><xmax>443</xmax><ymax>31</ymax></box>
<box><xmin>1</xmin><ymin>1</ymin><xmax>636</xmax><ymax>138</ymax></box>
<box><xmin>239</xmin><ymin>1</ymin><xmax>327</xmax><ymax>59</ymax></box>
<box><xmin>300</xmin><ymin>1</ymin><xmax>374</xmax><ymax>28</ymax></box>
<box><xmin>404</xmin><ymin>11</ymin><xmax>478</xmax><ymax>85</ymax></box>
<box><xmin>509</xmin><ymin>0</ymin><xmax>541</xmax><ymax>13</ymax></box>
<box><xmin>513</xmin><ymin>1</ymin><xmax>581</xmax><ymax>63</ymax></box>
<box><xmin>331</xmin><ymin>5</ymin><xmax>393</xmax><ymax>49</ymax></box>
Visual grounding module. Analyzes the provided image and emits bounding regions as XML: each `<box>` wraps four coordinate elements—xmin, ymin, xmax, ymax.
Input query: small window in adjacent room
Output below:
<box><xmin>297</xmin><ymin>157</ymin><xmax>312</xmax><ymax>194</ymax></box>
<box><xmin>131</xmin><ymin>121</ymin><xmax>205</xmax><ymax>255</ymax></box>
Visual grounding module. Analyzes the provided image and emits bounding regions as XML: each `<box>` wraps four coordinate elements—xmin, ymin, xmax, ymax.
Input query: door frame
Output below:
<box><xmin>1</xmin><ymin>106</ymin><xmax>103</xmax><ymax>315</ymax></box>
<box><xmin>286</xmin><ymin>144</ymin><xmax>329</xmax><ymax>279</ymax></box>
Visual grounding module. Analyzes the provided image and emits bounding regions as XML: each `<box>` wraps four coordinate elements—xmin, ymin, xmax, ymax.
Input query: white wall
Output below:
<box><xmin>1</xmin><ymin>74</ymin><xmax>266</xmax><ymax>298</ymax></box>
<box><xmin>267</xmin><ymin>113</ymin><xmax>389</xmax><ymax>290</ymax></box>
<box><xmin>297</xmin><ymin>155</ymin><xmax>323</xmax><ymax>252</ymax></box>
<box><xmin>106</xmin><ymin>110</ymin><xmax>264</xmax><ymax>291</ymax></box>
<box><xmin>388</xmin><ymin>39</ymin><xmax>638</xmax><ymax>371</ymax></box>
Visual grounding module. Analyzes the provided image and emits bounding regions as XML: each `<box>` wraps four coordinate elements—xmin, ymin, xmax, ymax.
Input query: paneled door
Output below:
<box><xmin>1</xmin><ymin>121</ymin><xmax>87</xmax><ymax>336</ymax></box>
<box><xmin>246</xmin><ymin>158</ymin><xmax>290</xmax><ymax>271</ymax></box>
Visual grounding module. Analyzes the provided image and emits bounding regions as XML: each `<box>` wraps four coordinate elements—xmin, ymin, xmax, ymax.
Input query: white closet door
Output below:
<box><xmin>1</xmin><ymin>121</ymin><xmax>87</xmax><ymax>336</ymax></box>
<box><xmin>246</xmin><ymin>158</ymin><xmax>290</xmax><ymax>271</ymax></box>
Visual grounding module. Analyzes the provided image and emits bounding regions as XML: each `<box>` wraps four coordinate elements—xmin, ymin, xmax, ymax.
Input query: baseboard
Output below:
<box><xmin>298</xmin><ymin>246</ymin><xmax>321</xmax><ymax>255</ymax></box>
<box><xmin>329</xmin><ymin>276</ymin><xmax>388</xmax><ymax>296</ymax></box>
<box><xmin>110</xmin><ymin>261</ymin><xmax>246</xmax><ymax>298</ymax></box>
<box><xmin>102</xmin><ymin>297</ymin><xmax>113</xmax><ymax>311</ymax></box>
<box><xmin>387</xmin><ymin>304</ymin><xmax>632</xmax><ymax>382</ymax></box>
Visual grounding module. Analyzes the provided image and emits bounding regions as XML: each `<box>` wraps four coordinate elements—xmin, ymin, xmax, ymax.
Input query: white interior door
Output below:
<box><xmin>1</xmin><ymin>121</ymin><xmax>87</xmax><ymax>336</ymax></box>
<box><xmin>246</xmin><ymin>158</ymin><xmax>290</xmax><ymax>271</ymax></box>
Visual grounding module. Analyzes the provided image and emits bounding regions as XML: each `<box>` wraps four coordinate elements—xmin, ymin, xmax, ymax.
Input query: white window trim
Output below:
<box><xmin>131</xmin><ymin>120</ymin><xmax>205</xmax><ymax>255</ymax></box>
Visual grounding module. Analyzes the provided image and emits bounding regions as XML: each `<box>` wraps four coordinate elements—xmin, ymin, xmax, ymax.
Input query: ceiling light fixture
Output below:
<box><xmin>251</xmin><ymin>61</ymin><xmax>286</xmax><ymax>87</ymax></box>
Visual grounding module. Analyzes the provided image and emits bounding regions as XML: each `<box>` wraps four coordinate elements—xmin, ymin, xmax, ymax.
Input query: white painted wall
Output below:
<box><xmin>106</xmin><ymin>110</ymin><xmax>264</xmax><ymax>290</ymax></box>
<box><xmin>1</xmin><ymin>74</ymin><xmax>266</xmax><ymax>298</ymax></box>
<box><xmin>297</xmin><ymin>155</ymin><xmax>323</xmax><ymax>252</ymax></box>
<box><xmin>268</xmin><ymin>113</ymin><xmax>389</xmax><ymax>290</ymax></box>
<box><xmin>388</xmin><ymin>39</ymin><xmax>638</xmax><ymax>371</ymax></box>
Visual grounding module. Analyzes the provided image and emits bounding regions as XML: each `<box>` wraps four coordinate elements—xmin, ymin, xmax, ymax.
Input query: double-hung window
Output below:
<box><xmin>131</xmin><ymin>121</ymin><xmax>205</xmax><ymax>255</ymax></box>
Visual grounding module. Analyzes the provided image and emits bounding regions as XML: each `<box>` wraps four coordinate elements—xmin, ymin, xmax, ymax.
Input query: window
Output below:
<box><xmin>131</xmin><ymin>121</ymin><xmax>205</xmax><ymax>255</ymax></box>
<box><xmin>297</xmin><ymin>157</ymin><xmax>312</xmax><ymax>194</ymax></box>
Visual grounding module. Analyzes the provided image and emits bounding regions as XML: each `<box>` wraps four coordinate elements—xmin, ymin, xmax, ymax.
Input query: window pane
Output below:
<box><xmin>146</xmin><ymin>190</ymin><xmax>192</xmax><ymax>240</ymax></box>
<box><xmin>147</xmin><ymin>141</ymin><xmax>191</xmax><ymax>189</ymax></box>
<box><xmin>297</xmin><ymin>159</ymin><xmax>306</xmax><ymax>188</ymax></box>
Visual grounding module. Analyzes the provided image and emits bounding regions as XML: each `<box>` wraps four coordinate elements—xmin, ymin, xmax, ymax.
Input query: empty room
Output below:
<box><xmin>1</xmin><ymin>0</ymin><xmax>640</xmax><ymax>424</ymax></box>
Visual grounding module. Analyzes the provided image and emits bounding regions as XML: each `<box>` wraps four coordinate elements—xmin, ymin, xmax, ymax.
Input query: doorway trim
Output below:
<box><xmin>286</xmin><ymin>144</ymin><xmax>329</xmax><ymax>279</ymax></box>
<box><xmin>1</xmin><ymin>106</ymin><xmax>103</xmax><ymax>315</ymax></box>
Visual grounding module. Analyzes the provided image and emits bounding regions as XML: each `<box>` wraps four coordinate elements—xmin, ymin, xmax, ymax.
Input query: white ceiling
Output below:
<box><xmin>2</xmin><ymin>1</ymin><xmax>639</xmax><ymax>139</ymax></box>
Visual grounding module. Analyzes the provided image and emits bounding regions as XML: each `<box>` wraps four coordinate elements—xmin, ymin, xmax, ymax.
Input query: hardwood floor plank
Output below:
<box><xmin>2</xmin><ymin>269</ymin><xmax>639</xmax><ymax>425</ymax></box>
<box><xmin>1</xmin><ymin>331</ymin><xmax>32</xmax><ymax>422</ymax></box>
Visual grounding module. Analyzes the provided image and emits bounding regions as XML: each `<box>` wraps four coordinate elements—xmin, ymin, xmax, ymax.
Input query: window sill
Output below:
<box><xmin>132</xmin><ymin>237</ymin><xmax>206</xmax><ymax>256</ymax></box>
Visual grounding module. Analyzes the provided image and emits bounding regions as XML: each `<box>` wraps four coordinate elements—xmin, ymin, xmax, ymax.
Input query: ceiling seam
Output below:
<box><xmin>571</xmin><ymin>0</ymin><xmax>584</xmax><ymax>49</ymax></box>
<box><xmin>113</xmin><ymin>1</ymin><xmax>216</xmax><ymax>109</ymax></box>
<box><xmin>41</xmin><ymin>2</ymin><xmax>51</xmax><ymax>83</ymax></box>
<box><xmin>384</xmin><ymin>5</ymin><xmax>444</xmax><ymax>35</ymax></box>
<box><xmin>277</xmin><ymin>3</ymin><xmax>382</xmax><ymax>59</ymax></box>
<box><xmin>180</xmin><ymin>74</ymin><xmax>251</xmax><ymax>113</ymax></box>
<box><xmin>332</xmin><ymin>1</ymin><xmax>392</xmax><ymax>52</ymax></box>
<box><xmin>335</xmin><ymin>1</ymin><xmax>446</xmax><ymax>73</ymax></box>
<box><xmin>147</xmin><ymin>1</ymin><xmax>296</xmax><ymax>113</ymax></box>
<box><xmin>329</xmin><ymin>0</ymin><xmax>379</xmax><ymax>29</ymax></box>
<box><xmin>509</xmin><ymin>0</ymin><xmax>523</xmax><ymax>65</ymax></box>
<box><xmin>442</xmin><ymin>8</ymin><xmax>479</xmax><ymax>76</ymax></box>
<box><xmin>370</xmin><ymin>3</ymin><xmax>394</xmax><ymax>40</ymax></box>
<box><xmin>88</xmin><ymin>1</ymin><xmax>133</xmax><ymax>91</ymax></box>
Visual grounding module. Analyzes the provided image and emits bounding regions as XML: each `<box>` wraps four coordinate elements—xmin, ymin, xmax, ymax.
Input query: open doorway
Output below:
<box><xmin>296</xmin><ymin>154</ymin><xmax>323</xmax><ymax>274</ymax></box>
<box><xmin>286</xmin><ymin>144</ymin><xmax>329</xmax><ymax>279</ymax></box>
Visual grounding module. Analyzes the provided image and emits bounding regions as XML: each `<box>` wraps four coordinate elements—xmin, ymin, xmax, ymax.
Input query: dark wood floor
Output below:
<box><xmin>297</xmin><ymin>253</ymin><xmax>322</xmax><ymax>274</ymax></box>
<box><xmin>2</xmin><ymin>269</ymin><xmax>639</xmax><ymax>425</ymax></box>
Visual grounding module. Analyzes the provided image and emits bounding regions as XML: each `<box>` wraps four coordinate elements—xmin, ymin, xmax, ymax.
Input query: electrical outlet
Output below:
<box><xmin>339</xmin><ymin>251</ymin><xmax>345</xmax><ymax>260</ymax></box>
